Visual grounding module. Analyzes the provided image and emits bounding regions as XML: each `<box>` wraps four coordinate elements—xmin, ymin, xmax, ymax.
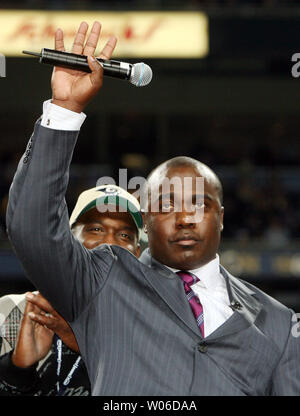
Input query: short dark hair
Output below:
<box><xmin>142</xmin><ymin>156</ymin><xmax>223</xmax><ymax>209</ymax></box>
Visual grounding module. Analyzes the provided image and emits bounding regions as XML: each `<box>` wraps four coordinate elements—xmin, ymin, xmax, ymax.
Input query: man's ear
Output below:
<box><xmin>141</xmin><ymin>211</ymin><xmax>147</xmax><ymax>233</ymax></box>
<box><xmin>135</xmin><ymin>244</ymin><xmax>141</xmax><ymax>258</ymax></box>
<box><xmin>220</xmin><ymin>206</ymin><xmax>224</xmax><ymax>231</ymax></box>
<box><xmin>71</xmin><ymin>223</ymin><xmax>85</xmax><ymax>243</ymax></box>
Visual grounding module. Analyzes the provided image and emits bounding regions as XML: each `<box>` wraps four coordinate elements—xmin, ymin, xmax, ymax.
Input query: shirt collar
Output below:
<box><xmin>166</xmin><ymin>254</ymin><xmax>223</xmax><ymax>291</ymax></box>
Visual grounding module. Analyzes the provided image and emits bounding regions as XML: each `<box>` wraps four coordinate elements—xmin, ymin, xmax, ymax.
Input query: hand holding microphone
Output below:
<box><xmin>40</xmin><ymin>21</ymin><xmax>117</xmax><ymax>113</ymax></box>
<box><xmin>33</xmin><ymin>21</ymin><xmax>152</xmax><ymax>114</ymax></box>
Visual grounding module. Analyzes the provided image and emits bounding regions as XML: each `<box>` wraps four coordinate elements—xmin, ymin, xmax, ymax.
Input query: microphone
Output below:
<box><xmin>22</xmin><ymin>48</ymin><xmax>152</xmax><ymax>87</ymax></box>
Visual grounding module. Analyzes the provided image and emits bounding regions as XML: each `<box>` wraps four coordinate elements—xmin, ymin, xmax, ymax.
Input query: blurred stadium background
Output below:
<box><xmin>0</xmin><ymin>1</ymin><xmax>300</xmax><ymax>311</ymax></box>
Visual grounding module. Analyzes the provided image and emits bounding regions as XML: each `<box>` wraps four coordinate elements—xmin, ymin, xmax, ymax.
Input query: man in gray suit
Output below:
<box><xmin>6</xmin><ymin>21</ymin><xmax>300</xmax><ymax>395</ymax></box>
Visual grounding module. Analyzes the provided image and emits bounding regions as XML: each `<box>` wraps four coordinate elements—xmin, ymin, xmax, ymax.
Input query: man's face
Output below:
<box><xmin>144</xmin><ymin>165</ymin><xmax>224</xmax><ymax>270</ymax></box>
<box><xmin>72</xmin><ymin>207</ymin><xmax>140</xmax><ymax>257</ymax></box>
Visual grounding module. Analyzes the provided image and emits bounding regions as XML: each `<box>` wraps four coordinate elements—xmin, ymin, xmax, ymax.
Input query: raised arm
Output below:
<box><xmin>6</xmin><ymin>22</ymin><xmax>117</xmax><ymax>321</ymax></box>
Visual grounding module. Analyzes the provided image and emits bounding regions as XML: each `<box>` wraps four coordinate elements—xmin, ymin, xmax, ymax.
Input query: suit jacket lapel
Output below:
<box><xmin>139</xmin><ymin>249</ymin><xmax>203</xmax><ymax>338</ymax></box>
<box><xmin>206</xmin><ymin>266</ymin><xmax>263</xmax><ymax>340</ymax></box>
<box><xmin>139</xmin><ymin>250</ymin><xmax>263</xmax><ymax>341</ymax></box>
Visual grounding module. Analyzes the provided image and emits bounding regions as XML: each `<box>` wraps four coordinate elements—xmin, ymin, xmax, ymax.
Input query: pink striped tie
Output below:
<box><xmin>177</xmin><ymin>271</ymin><xmax>204</xmax><ymax>337</ymax></box>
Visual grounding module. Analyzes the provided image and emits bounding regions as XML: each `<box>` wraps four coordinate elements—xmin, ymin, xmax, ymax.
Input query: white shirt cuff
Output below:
<box><xmin>41</xmin><ymin>99</ymin><xmax>87</xmax><ymax>131</ymax></box>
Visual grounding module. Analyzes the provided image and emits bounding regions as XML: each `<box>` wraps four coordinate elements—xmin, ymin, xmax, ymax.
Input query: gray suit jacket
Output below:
<box><xmin>6</xmin><ymin>120</ymin><xmax>300</xmax><ymax>395</ymax></box>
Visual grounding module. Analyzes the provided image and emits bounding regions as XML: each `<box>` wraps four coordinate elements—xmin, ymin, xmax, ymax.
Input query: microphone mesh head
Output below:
<box><xmin>130</xmin><ymin>63</ymin><xmax>153</xmax><ymax>87</ymax></box>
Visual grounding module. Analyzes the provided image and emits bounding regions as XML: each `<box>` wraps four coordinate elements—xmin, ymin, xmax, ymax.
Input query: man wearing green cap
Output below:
<box><xmin>0</xmin><ymin>185</ymin><xmax>141</xmax><ymax>395</ymax></box>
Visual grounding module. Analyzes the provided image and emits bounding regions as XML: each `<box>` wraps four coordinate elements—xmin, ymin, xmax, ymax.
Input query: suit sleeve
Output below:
<box><xmin>270</xmin><ymin>310</ymin><xmax>300</xmax><ymax>395</ymax></box>
<box><xmin>6</xmin><ymin>120</ymin><xmax>114</xmax><ymax>322</ymax></box>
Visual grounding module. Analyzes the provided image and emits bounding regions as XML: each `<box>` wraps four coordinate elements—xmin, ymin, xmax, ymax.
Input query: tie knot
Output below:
<box><xmin>176</xmin><ymin>271</ymin><xmax>199</xmax><ymax>287</ymax></box>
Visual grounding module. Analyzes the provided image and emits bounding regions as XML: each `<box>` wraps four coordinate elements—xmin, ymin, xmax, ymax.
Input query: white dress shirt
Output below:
<box><xmin>40</xmin><ymin>101</ymin><xmax>234</xmax><ymax>338</ymax></box>
<box><xmin>167</xmin><ymin>254</ymin><xmax>233</xmax><ymax>338</ymax></box>
<box><xmin>41</xmin><ymin>99</ymin><xmax>86</xmax><ymax>130</ymax></box>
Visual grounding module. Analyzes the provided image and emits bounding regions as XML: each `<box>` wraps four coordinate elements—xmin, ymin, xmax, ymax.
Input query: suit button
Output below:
<box><xmin>197</xmin><ymin>343</ymin><xmax>207</xmax><ymax>353</ymax></box>
<box><xmin>230</xmin><ymin>300</ymin><xmax>242</xmax><ymax>310</ymax></box>
<box><xmin>23</xmin><ymin>156</ymin><xmax>28</xmax><ymax>163</ymax></box>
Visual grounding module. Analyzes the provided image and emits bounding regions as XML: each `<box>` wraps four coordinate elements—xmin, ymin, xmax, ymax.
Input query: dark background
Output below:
<box><xmin>1</xmin><ymin>0</ymin><xmax>300</xmax><ymax>311</ymax></box>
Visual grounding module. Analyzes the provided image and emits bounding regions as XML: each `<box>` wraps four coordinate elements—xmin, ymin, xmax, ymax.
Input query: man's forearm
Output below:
<box><xmin>6</xmin><ymin>100</ymin><xmax>85</xmax><ymax>224</ymax></box>
<box><xmin>6</xmin><ymin>102</ymin><xmax>112</xmax><ymax>322</ymax></box>
<box><xmin>6</xmin><ymin>118</ymin><xmax>81</xmax><ymax>320</ymax></box>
